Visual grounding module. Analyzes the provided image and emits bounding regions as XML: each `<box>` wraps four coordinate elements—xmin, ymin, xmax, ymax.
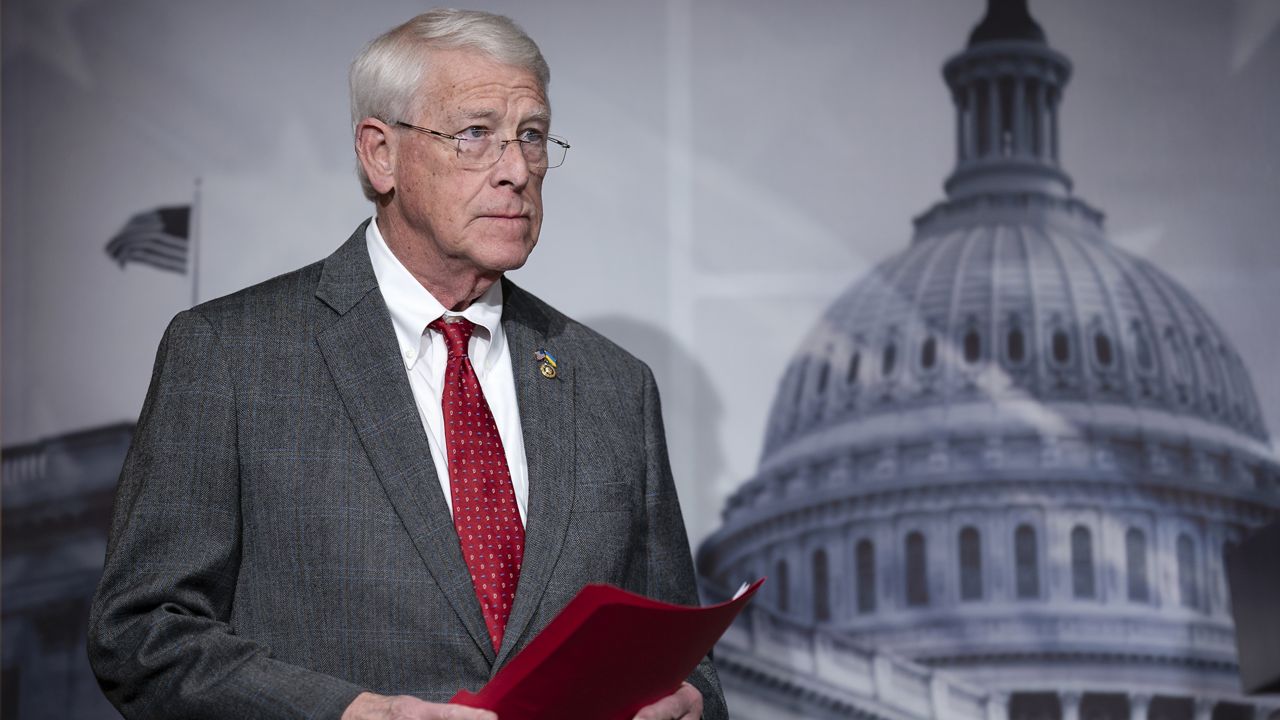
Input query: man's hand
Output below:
<box><xmin>341</xmin><ymin>692</ymin><xmax>497</xmax><ymax>720</ymax></box>
<box><xmin>633</xmin><ymin>682</ymin><xmax>703</xmax><ymax>720</ymax></box>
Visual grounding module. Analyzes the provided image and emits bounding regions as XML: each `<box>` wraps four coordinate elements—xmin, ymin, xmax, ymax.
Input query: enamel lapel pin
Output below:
<box><xmin>534</xmin><ymin>349</ymin><xmax>558</xmax><ymax>379</ymax></box>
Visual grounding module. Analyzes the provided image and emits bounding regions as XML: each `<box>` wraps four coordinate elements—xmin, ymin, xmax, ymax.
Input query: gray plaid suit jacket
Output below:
<box><xmin>87</xmin><ymin>223</ymin><xmax>727</xmax><ymax>719</ymax></box>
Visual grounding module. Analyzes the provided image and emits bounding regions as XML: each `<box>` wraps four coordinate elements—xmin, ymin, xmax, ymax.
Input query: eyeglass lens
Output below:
<box><xmin>456</xmin><ymin>136</ymin><xmax>566</xmax><ymax>169</ymax></box>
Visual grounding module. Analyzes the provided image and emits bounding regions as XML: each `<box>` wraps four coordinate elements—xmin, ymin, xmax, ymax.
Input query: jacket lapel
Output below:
<box><xmin>314</xmin><ymin>225</ymin><xmax>494</xmax><ymax>662</ymax></box>
<box><xmin>493</xmin><ymin>280</ymin><xmax>577</xmax><ymax>669</ymax></box>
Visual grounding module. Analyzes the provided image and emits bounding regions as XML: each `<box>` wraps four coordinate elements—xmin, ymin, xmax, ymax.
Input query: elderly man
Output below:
<box><xmin>88</xmin><ymin>10</ymin><xmax>726</xmax><ymax>720</ymax></box>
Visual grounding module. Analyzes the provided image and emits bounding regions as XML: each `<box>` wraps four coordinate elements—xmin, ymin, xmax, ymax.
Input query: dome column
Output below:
<box><xmin>1046</xmin><ymin>513</ymin><xmax>1073</xmax><ymax>602</ymax></box>
<box><xmin>875</xmin><ymin>524</ymin><xmax>894</xmax><ymax>612</ymax></box>
<box><xmin>986</xmin><ymin>691</ymin><xmax>1009</xmax><ymax>720</ymax></box>
<box><xmin>966</xmin><ymin>85</ymin><xmax>979</xmax><ymax>160</ymax></box>
<box><xmin>1012</xmin><ymin>75</ymin><xmax>1028</xmax><ymax>156</ymax></box>
<box><xmin>1207</xmin><ymin>528</ymin><xmax>1231</xmax><ymax>619</ymax></box>
<box><xmin>834</xmin><ymin>522</ymin><xmax>857</xmax><ymax>620</ymax></box>
<box><xmin>817</xmin><ymin>531</ymin><xmax>843</xmax><ymax>623</ymax></box>
<box><xmin>1034</xmin><ymin>81</ymin><xmax>1049</xmax><ymax>159</ymax></box>
<box><xmin>1060</xmin><ymin>691</ymin><xmax>1082</xmax><ymax>720</ymax></box>
<box><xmin>1049</xmin><ymin>87</ymin><xmax>1060</xmax><ymax>161</ymax></box>
<box><xmin>1130</xmin><ymin>693</ymin><xmax>1151</xmax><ymax>720</ymax></box>
<box><xmin>986</xmin><ymin>76</ymin><xmax>1001</xmax><ymax>156</ymax></box>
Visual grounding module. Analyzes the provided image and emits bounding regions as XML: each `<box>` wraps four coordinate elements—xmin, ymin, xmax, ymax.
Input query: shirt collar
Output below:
<box><xmin>365</xmin><ymin>218</ymin><xmax>506</xmax><ymax>372</ymax></box>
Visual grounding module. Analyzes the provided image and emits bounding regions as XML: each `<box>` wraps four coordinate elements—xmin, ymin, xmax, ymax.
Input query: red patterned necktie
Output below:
<box><xmin>429</xmin><ymin>316</ymin><xmax>525</xmax><ymax>652</ymax></box>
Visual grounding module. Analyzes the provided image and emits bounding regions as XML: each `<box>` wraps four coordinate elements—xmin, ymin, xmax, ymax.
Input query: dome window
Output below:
<box><xmin>1126</xmin><ymin>528</ymin><xmax>1149</xmax><ymax>602</ymax></box>
<box><xmin>1177</xmin><ymin>534</ymin><xmax>1200</xmax><ymax>610</ymax></box>
<box><xmin>1232</xmin><ymin>353</ymin><xmax>1258</xmax><ymax>422</ymax></box>
<box><xmin>1007</xmin><ymin>327</ymin><xmax>1026</xmax><ymax>364</ymax></box>
<box><xmin>847</xmin><ymin>351</ymin><xmax>861</xmax><ymax>385</ymax></box>
<box><xmin>1094</xmin><ymin>331</ymin><xmax>1114</xmax><ymax>368</ymax></box>
<box><xmin>1080</xmin><ymin>697</ymin><xmax>1129</xmax><ymax>720</ymax></box>
<box><xmin>1224</xmin><ymin>539</ymin><xmax>1240</xmax><ymax>562</ymax></box>
<box><xmin>784</xmin><ymin>365</ymin><xmax>804</xmax><ymax>420</ymax></box>
<box><xmin>1164</xmin><ymin>327</ymin><xmax>1194</xmax><ymax>403</ymax></box>
<box><xmin>856</xmin><ymin>539</ymin><xmax>876</xmax><ymax>613</ymax></box>
<box><xmin>1251</xmin><ymin>466</ymin><xmax>1267</xmax><ymax>491</ymax></box>
<box><xmin>1221</xmin><ymin>346</ymin><xmax>1245</xmax><ymax>418</ymax></box>
<box><xmin>1010</xmin><ymin>695</ymin><xmax>1061</xmax><ymax>720</ymax></box>
<box><xmin>1014</xmin><ymin>524</ymin><xmax>1040</xmax><ymax>599</ymax></box>
<box><xmin>1071</xmin><ymin>525</ymin><xmax>1095</xmax><ymax>599</ymax></box>
<box><xmin>1130</xmin><ymin>321</ymin><xmax>1154</xmax><ymax>372</ymax></box>
<box><xmin>1051</xmin><ymin>329</ymin><xmax>1072</xmax><ymax>365</ymax></box>
<box><xmin>1196</xmin><ymin>337</ymin><xmax>1223</xmax><ymax>414</ymax></box>
<box><xmin>958</xmin><ymin>527</ymin><xmax>983</xmax><ymax>601</ymax></box>
<box><xmin>963</xmin><ymin>329</ymin><xmax>982</xmax><ymax>364</ymax></box>
<box><xmin>815</xmin><ymin>359</ymin><xmax>830</xmax><ymax>395</ymax></box>
<box><xmin>812</xmin><ymin>549</ymin><xmax>831</xmax><ymax>622</ymax></box>
<box><xmin>921</xmin><ymin>336</ymin><xmax>938</xmax><ymax>371</ymax></box>
<box><xmin>904</xmin><ymin>532</ymin><xmax>929</xmax><ymax>607</ymax></box>
<box><xmin>882</xmin><ymin>343</ymin><xmax>898</xmax><ymax>378</ymax></box>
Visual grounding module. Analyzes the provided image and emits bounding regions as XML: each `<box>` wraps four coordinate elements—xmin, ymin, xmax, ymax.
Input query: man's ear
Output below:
<box><xmin>355</xmin><ymin>118</ymin><xmax>396</xmax><ymax>196</ymax></box>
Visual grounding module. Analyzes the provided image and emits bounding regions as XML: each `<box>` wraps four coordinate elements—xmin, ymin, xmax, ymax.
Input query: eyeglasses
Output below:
<box><xmin>393</xmin><ymin>121</ymin><xmax>570</xmax><ymax>171</ymax></box>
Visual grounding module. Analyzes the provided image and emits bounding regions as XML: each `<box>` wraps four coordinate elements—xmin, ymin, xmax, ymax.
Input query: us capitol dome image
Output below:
<box><xmin>695</xmin><ymin>1</ymin><xmax>1280</xmax><ymax>719</ymax></box>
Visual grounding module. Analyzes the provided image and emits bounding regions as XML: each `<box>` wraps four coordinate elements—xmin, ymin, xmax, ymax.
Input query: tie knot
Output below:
<box><xmin>429</xmin><ymin>316</ymin><xmax>476</xmax><ymax>358</ymax></box>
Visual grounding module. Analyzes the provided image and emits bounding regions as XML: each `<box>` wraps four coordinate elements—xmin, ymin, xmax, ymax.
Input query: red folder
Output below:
<box><xmin>451</xmin><ymin>579</ymin><xmax>764</xmax><ymax>719</ymax></box>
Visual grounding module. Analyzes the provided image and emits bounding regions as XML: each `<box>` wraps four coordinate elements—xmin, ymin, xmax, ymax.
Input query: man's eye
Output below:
<box><xmin>458</xmin><ymin>126</ymin><xmax>491</xmax><ymax>140</ymax></box>
<box><xmin>518</xmin><ymin>128</ymin><xmax>547</xmax><ymax>143</ymax></box>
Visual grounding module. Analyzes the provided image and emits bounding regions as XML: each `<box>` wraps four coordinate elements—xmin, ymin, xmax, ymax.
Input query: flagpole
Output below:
<box><xmin>191</xmin><ymin>177</ymin><xmax>202</xmax><ymax>308</ymax></box>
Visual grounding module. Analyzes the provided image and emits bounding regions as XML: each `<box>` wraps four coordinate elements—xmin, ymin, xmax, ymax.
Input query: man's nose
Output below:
<box><xmin>490</xmin><ymin>140</ymin><xmax>532</xmax><ymax>187</ymax></box>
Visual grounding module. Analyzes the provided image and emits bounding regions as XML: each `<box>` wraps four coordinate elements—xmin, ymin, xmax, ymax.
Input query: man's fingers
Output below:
<box><xmin>632</xmin><ymin>694</ymin><xmax>680</xmax><ymax>720</ymax></box>
<box><xmin>633</xmin><ymin>682</ymin><xmax>702</xmax><ymax>720</ymax></box>
<box><xmin>417</xmin><ymin>698</ymin><xmax>496</xmax><ymax>720</ymax></box>
<box><xmin>343</xmin><ymin>692</ymin><xmax>497</xmax><ymax>720</ymax></box>
<box><xmin>438</xmin><ymin>705</ymin><xmax>497</xmax><ymax>720</ymax></box>
<box><xmin>676</xmin><ymin>682</ymin><xmax>704</xmax><ymax>720</ymax></box>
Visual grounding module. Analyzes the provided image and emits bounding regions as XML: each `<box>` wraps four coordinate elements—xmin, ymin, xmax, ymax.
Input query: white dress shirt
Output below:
<box><xmin>365</xmin><ymin>219</ymin><xmax>529</xmax><ymax>525</ymax></box>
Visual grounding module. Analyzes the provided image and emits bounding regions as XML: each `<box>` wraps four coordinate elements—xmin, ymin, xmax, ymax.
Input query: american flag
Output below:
<box><xmin>104</xmin><ymin>205</ymin><xmax>191</xmax><ymax>274</ymax></box>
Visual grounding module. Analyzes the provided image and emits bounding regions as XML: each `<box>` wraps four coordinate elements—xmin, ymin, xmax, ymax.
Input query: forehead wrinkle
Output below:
<box><xmin>451</xmin><ymin>106</ymin><xmax>551</xmax><ymax>127</ymax></box>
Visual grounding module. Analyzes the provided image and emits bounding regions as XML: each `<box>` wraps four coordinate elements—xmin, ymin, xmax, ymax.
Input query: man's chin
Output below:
<box><xmin>477</xmin><ymin>232</ymin><xmax>537</xmax><ymax>272</ymax></box>
<box><xmin>476</xmin><ymin>244</ymin><xmax>535</xmax><ymax>276</ymax></box>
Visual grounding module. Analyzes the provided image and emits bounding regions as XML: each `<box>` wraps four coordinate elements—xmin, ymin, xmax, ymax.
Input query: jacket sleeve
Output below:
<box><xmin>639</xmin><ymin>364</ymin><xmax>730</xmax><ymax>720</ymax></box>
<box><xmin>87</xmin><ymin>310</ymin><xmax>365</xmax><ymax>720</ymax></box>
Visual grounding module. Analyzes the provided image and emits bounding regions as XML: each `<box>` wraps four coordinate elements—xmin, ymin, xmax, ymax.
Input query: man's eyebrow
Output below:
<box><xmin>524</xmin><ymin>110</ymin><xmax>552</xmax><ymax>125</ymax></box>
<box><xmin>455</xmin><ymin>108</ymin><xmax>551</xmax><ymax>125</ymax></box>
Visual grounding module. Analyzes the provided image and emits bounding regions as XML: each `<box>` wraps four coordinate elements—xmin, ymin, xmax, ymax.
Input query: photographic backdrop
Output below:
<box><xmin>3</xmin><ymin>1</ymin><xmax>1279</xmax><ymax>718</ymax></box>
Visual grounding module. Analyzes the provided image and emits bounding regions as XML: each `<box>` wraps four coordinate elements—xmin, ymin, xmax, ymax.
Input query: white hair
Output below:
<box><xmin>349</xmin><ymin>9</ymin><xmax>551</xmax><ymax>200</ymax></box>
